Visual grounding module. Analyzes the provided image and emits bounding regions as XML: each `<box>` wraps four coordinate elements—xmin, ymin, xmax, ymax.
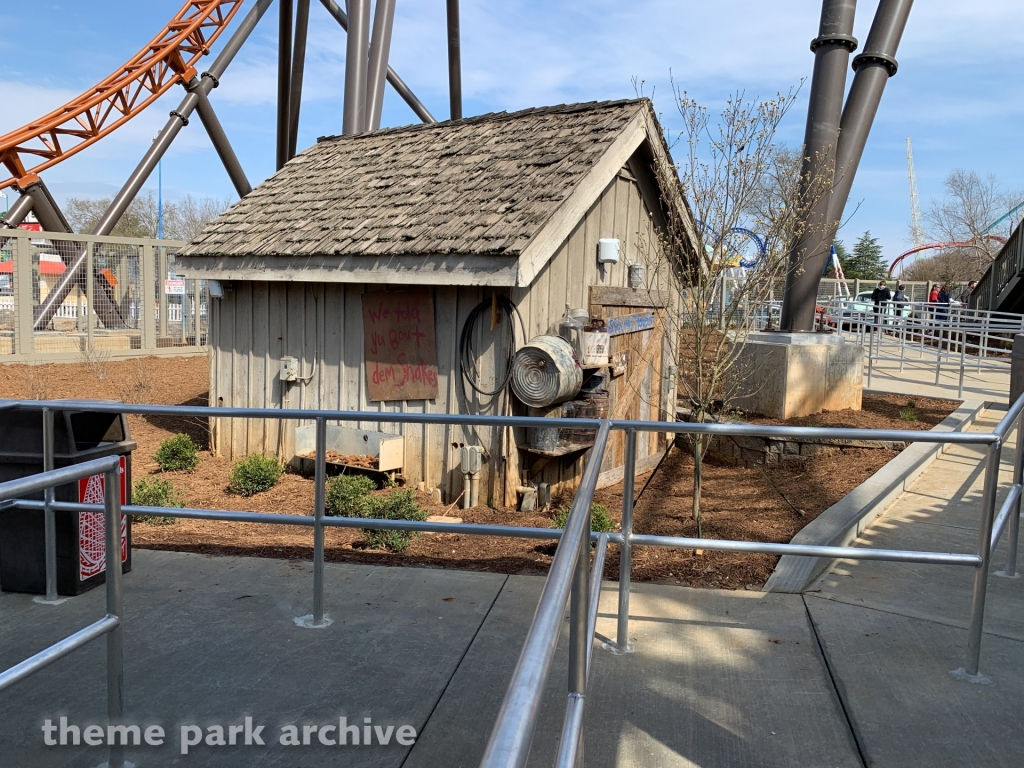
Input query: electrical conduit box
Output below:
<box><xmin>598</xmin><ymin>238</ymin><xmax>620</xmax><ymax>264</ymax></box>
<box><xmin>460</xmin><ymin>446</ymin><xmax>483</xmax><ymax>475</ymax></box>
<box><xmin>280</xmin><ymin>356</ymin><xmax>299</xmax><ymax>382</ymax></box>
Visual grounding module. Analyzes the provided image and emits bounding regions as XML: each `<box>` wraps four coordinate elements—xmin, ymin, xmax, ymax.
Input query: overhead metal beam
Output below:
<box><xmin>288</xmin><ymin>0</ymin><xmax>311</xmax><ymax>157</ymax></box>
<box><xmin>365</xmin><ymin>0</ymin><xmax>397</xmax><ymax>131</ymax></box>
<box><xmin>192</xmin><ymin>78</ymin><xmax>253</xmax><ymax>197</ymax></box>
<box><xmin>826</xmin><ymin>0</ymin><xmax>914</xmax><ymax>232</ymax></box>
<box><xmin>277</xmin><ymin>0</ymin><xmax>294</xmax><ymax>169</ymax></box>
<box><xmin>343</xmin><ymin>0</ymin><xmax>371</xmax><ymax>134</ymax></box>
<box><xmin>446</xmin><ymin>0</ymin><xmax>462</xmax><ymax>120</ymax></box>
<box><xmin>31</xmin><ymin>0</ymin><xmax>274</xmax><ymax>332</ymax></box>
<box><xmin>319</xmin><ymin>0</ymin><xmax>435</xmax><ymax>124</ymax></box>
<box><xmin>779</xmin><ymin>0</ymin><xmax>858</xmax><ymax>332</ymax></box>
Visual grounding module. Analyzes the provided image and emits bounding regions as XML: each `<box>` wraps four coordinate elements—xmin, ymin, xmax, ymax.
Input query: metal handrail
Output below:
<box><xmin>0</xmin><ymin>455</ymin><xmax>127</xmax><ymax>768</ymax></box>
<box><xmin>2</xmin><ymin>395</ymin><xmax>1022</xmax><ymax>767</ymax></box>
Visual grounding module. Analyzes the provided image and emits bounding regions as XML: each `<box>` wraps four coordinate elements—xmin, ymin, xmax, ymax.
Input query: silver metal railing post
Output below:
<box><xmin>616</xmin><ymin>428</ymin><xmax>637</xmax><ymax>652</ymax></box>
<box><xmin>561</xmin><ymin>501</ymin><xmax>591</xmax><ymax>768</ymax></box>
<box><xmin>104</xmin><ymin>463</ymin><xmax>125</xmax><ymax>768</ymax></box>
<box><xmin>958</xmin><ymin>323</ymin><xmax>967</xmax><ymax>399</ymax></box>
<box><xmin>866</xmin><ymin>317</ymin><xmax>875</xmax><ymax>389</ymax></box>
<box><xmin>965</xmin><ymin>439</ymin><xmax>1001</xmax><ymax>676</ymax></box>
<box><xmin>42</xmin><ymin>408</ymin><xmax>58</xmax><ymax>602</ymax></box>
<box><xmin>313</xmin><ymin>416</ymin><xmax>327</xmax><ymax>625</ymax></box>
<box><xmin>1002</xmin><ymin>409</ymin><xmax>1023</xmax><ymax>577</ymax></box>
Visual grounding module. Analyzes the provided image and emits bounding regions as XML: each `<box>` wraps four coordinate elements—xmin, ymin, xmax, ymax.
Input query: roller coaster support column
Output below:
<box><xmin>447</xmin><ymin>0</ymin><xmax>463</xmax><ymax>120</ymax></box>
<box><xmin>192</xmin><ymin>78</ymin><xmax>253</xmax><ymax>198</ymax></box>
<box><xmin>277</xmin><ymin>0</ymin><xmax>293</xmax><ymax>169</ymax></box>
<box><xmin>0</xmin><ymin>192</ymin><xmax>33</xmax><ymax>229</ymax></box>
<box><xmin>319</xmin><ymin>0</ymin><xmax>436</xmax><ymax>124</ymax></box>
<box><xmin>366</xmin><ymin>0</ymin><xmax>397</xmax><ymax>131</ymax></box>
<box><xmin>93</xmin><ymin>0</ymin><xmax>273</xmax><ymax>239</ymax></box>
<box><xmin>343</xmin><ymin>0</ymin><xmax>371</xmax><ymax>134</ymax></box>
<box><xmin>288</xmin><ymin>0</ymin><xmax>311</xmax><ymax>158</ymax></box>
<box><xmin>826</xmin><ymin>0</ymin><xmax>913</xmax><ymax>234</ymax></box>
<box><xmin>779</xmin><ymin>0</ymin><xmax>858</xmax><ymax>332</ymax></box>
<box><xmin>31</xmin><ymin>0</ymin><xmax>274</xmax><ymax>332</ymax></box>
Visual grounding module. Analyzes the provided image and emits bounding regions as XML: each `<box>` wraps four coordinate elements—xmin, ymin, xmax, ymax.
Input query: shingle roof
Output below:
<box><xmin>179</xmin><ymin>99</ymin><xmax>650</xmax><ymax>259</ymax></box>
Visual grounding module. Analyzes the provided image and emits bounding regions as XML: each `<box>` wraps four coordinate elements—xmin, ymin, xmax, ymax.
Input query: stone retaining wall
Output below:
<box><xmin>707</xmin><ymin>434</ymin><xmax>906</xmax><ymax>467</ymax></box>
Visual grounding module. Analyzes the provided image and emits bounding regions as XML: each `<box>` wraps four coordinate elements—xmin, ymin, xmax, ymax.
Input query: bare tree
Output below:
<box><xmin>63</xmin><ymin>192</ymin><xmax>231</xmax><ymax>241</ymax></box>
<box><xmin>926</xmin><ymin>169</ymin><xmax>1023</xmax><ymax>260</ymax></box>
<box><xmin>901</xmin><ymin>247</ymin><xmax>986</xmax><ymax>286</ymax></box>
<box><xmin>636</xmin><ymin>85</ymin><xmax>830</xmax><ymax>536</ymax></box>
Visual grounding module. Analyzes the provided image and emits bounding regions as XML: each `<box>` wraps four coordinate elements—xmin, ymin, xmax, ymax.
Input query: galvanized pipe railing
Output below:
<box><xmin>0</xmin><ymin>455</ymin><xmax>126</xmax><ymax>768</ymax></box>
<box><xmin>479</xmin><ymin>420</ymin><xmax>609</xmax><ymax>768</ymax></box>
<box><xmin>3</xmin><ymin>395</ymin><xmax>1023</xmax><ymax>764</ymax></box>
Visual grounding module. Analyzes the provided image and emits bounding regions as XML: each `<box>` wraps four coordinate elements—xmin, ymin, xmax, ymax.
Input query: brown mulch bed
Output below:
<box><xmin>0</xmin><ymin>358</ymin><xmax>959</xmax><ymax>589</ymax></box>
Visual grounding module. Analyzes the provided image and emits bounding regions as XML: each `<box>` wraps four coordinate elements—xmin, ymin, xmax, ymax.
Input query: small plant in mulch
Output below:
<box><xmin>154</xmin><ymin>433</ymin><xmax>200</xmax><ymax>472</ymax></box>
<box><xmin>325</xmin><ymin>474</ymin><xmax>376</xmax><ymax>517</ymax></box>
<box><xmin>342</xmin><ymin>489</ymin><xmax>427</xmax><ymax>553</ymax></box>
<box><xmin>132</xmin><ymin>477</ymin><xmax>182</xmax><ymax>524</ymax></box>
<box><xmin>900</xmin><ymin>404</ymin><xmax>918</xmax><ymax>422</ymax></box>
<box><xmin>228</xmin><ymin>454</ymin><xmax>284</xmax><ymax>497</ymax></box>
<box><xmin>551</xmin><ymin>503</ymin><xmax>617</xmax><ymax>534</ymax></box>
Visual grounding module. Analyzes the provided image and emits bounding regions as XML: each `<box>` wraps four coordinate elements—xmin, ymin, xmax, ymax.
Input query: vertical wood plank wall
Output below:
<box><xmin>210</xmin><ymin>163</ymin><xmax>678</xmax><ymax>506</ymax></box>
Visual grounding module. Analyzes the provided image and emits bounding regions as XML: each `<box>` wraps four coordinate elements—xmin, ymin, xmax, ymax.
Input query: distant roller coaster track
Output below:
<box><xmin>888</xmin><ymin>236</ymin><xmax>1007</xmax><ymax>278</ymax></box>
<box><xmin>0</xmin><ymin>0</ymin><xmax>243</xmax><ymax>190</ymax></box>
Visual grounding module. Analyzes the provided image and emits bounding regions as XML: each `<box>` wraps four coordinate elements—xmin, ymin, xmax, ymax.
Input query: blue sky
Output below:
<box><xmin>1</xmin><ymin>0</ymin><xmax>1022</xmax><ymax>264</ymax></box>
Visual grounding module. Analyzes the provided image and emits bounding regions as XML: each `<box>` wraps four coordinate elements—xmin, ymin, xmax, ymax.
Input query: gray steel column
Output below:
<box><xmin>319</xmin><ymin>0</ymin><xmax>436</xmax><ymax>124</ymax></box>
<box><xmin>30</xmin><ymin>0</ymin><xmax>273</xmax><ymax>332</ymax></box>
<box><xmin>446</xmin><ymin>0</ymin><xmax>463</xmax><ymax>120</ymax></box>
<box><xmin>779</xmin><ymin>0</ymin><xmax>858</xmax><ymax>332</ymax></box>
<box><xmin>343</xmin><ymin>0</ymin><xmax>371</xmax><ymax>134</ymax></box>
<box><xmin>95</xmin><ymin>0</ymin><xmax>272</xmax><ymax>238</ymax></box>
<box><xmin>192</xmin><ymin>78</ymin><xmax>253</xmax><ymax>197</ymax></box>
<box><xmin>826</xmin><ymin>0</ymin><xmax>914</xmax><ymax>233</ymax></box>
<box><xmin>365</xmin><ymin>0</ymin><xmax>397</xmax><ymax>131</ymax></box>
<box><xmin>277</xmin><ymin>0</ymin><xmax>293</xmax><ymax>170</ymax></box>
<box><xmin>288</xmin><ymin>0</ymin><xmax>311</xmax><ymax>157</ymax></box>
<box><xmin>0</xmin><ymin>192</ymin><xmax>34</xmax><ymax>229</ymax></box>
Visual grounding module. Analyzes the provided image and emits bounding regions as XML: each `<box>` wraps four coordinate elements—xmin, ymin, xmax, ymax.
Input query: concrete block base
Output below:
<box><xmin>731</xmin><ymin>332</ymin><xmax>863</xmax><ymax>419</ymax></box>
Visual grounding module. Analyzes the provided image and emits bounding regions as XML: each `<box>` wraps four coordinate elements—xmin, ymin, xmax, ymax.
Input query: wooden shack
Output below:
<box><xmin>176</xmin><ymin>99</ymin><xmax>696</xmax><ymax>507</ymax></box>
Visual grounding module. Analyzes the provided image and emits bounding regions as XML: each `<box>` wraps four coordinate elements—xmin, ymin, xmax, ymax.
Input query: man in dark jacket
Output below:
<box><xmin>871</xmin><ymin>280</ymin><xmax>892</xmax><ymax>326</ymax></box>
<box><xmin>892</xmin><ymin>284</ymin><xmax>907</xmax><ymax>319</ymax></box>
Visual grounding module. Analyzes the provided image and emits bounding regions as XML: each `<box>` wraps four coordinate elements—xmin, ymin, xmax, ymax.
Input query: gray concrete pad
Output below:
<box><xmin>806</xmin><ymin>596</ymin><xmax>1024</xmax><ymax>768</ymax></box>
<box><xmin>407</xmin><ymin>580</ymin><xmax>862</xmax><ymax>768</ymax></box>
<box><xmin>0</xmin><ymin>549</ymin><xmax>507</xmax><ymax>767</ymax></box>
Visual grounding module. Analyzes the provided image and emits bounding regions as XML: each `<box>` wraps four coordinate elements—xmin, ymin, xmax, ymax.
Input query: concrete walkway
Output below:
<box><xmin>1</xmin><ymin>551</ymin><xmax>862</xmax><ymax>768</ymax></box>
<box><xmin>808</xmin><ymin>408</ymin><xmax>1024</xmax><ymax>767</ymax></box>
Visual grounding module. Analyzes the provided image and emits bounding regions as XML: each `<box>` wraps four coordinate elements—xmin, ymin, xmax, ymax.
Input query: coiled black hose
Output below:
<box><xmin>459</xmin><ymin>295</ymin><xmax>525</xmax><ymax>397</ymax></box>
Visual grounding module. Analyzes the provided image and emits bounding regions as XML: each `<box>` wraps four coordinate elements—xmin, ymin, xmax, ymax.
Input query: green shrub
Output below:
<box><xmin>552</xmin><ymin>502</ymin><xmax>616</xmax><ymax>534</ymax></box>
<box><xmin>154</xmin><ymin>433</ymin><xmax>200</xmax><ymax>472</ymax></box>
<box><xmin>325</xmin><ymin>474</ymin><xmax>376</xmax><ymax>517</ymax></box>
<box><xmin>899</xmin><ymin>407</ymin><xmax>917</xmax><ymax>422</ymax></box>
<box><xmin>228</xmin><ymin>454</ymin><xmax>284</xmax><ymax>496</ymax></box>
<box><xmin>346</xmin><ymin>490</ymin><xmax>427</xmax><ymax>552</ymax></box>
<box><xmin>132</xmin><ymin>477</ymin><xmax>182</xmax><ymax>524</ymax></box>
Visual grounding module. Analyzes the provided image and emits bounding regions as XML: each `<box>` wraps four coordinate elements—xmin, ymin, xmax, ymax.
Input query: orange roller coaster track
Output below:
<box><xmin>0</xmin><ymin>0</ymin><xmax>242</xmax><ymax>191</ymax></box>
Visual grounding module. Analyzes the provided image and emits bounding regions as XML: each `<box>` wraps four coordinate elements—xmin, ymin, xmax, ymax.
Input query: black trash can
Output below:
<box><xmin>0</xmin><ymin>403</ymin><xmax>136</xmax><ymax>595</ymax></box>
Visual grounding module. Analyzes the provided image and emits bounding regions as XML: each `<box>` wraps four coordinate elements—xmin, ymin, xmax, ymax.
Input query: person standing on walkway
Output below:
<box><xmin>893</xmin><ymin>284</ymin><xmax>907</xmax><ymax>318</ymax></box>
<box><xmin>871</xmin><ymin>280</ymin><xmax>892</xmax><ymax>329</ymax></box>
<box><xmin>958</xmin><ymin>280</ymin><xmax>978</xmax><ymax>305</ymax></box>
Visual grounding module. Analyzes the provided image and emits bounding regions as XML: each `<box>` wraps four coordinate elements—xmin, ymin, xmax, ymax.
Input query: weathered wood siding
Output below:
<box><xmin>209</xmin><ymin>160</ymin><xmax>678</xmax><ymax>506</ymax></box>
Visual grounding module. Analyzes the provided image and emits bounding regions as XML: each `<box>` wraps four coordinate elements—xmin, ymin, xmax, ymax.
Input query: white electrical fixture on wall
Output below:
<box><xmin>597</xmin><ymin>238</ymin><xmax>620</xmax><ymax>264</ymax></box>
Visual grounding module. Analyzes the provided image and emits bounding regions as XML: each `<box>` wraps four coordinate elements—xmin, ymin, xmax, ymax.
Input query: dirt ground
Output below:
<box><xmin>0</xmin><ymin>356</ymin><xmax>959</xmax><ymax>588</ymax></box>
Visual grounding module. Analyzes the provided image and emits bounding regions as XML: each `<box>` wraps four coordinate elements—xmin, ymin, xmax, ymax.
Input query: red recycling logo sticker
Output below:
<box><xmin>78</xmin><ymin>456</ymin><xmax>128</xmax><ymax>580</ymax></box>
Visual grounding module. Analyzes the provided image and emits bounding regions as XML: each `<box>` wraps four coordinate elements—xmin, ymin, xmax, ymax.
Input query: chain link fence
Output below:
<box><xmin>0</xmin><ymin>229</ymin><xmax>203</xmax><ymax>361</ymax></box>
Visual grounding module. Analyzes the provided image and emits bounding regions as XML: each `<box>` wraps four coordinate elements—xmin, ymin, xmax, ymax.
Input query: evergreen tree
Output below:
<box><xmin>842</xmin><ymin>231</ymin><xmax>888</xmax><ymax>280</ymax></box>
